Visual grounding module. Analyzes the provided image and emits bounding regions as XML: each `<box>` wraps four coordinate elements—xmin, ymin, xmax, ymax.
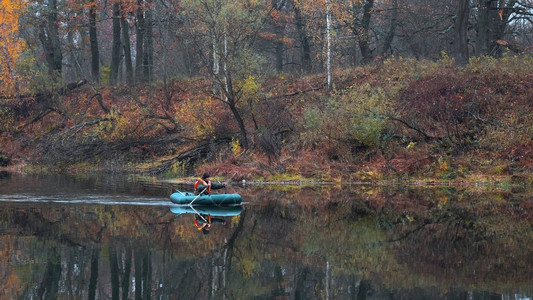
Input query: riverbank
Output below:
<box><xmin>1</xmin><ymin>57</ymin><xmax>532</xmax><ymax>187</ymax></box>
<box><xmin>4</xmin><ymin>157</ymin><xmax>532</xmax><ymax>190</ymax></box>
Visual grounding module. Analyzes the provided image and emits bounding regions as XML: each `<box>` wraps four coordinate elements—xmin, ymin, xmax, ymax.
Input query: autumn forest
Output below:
<box><xmin>1</xmin><ymin>0</ymin><xmax>533</xmax><ymax>184</ymax></box>
<box><xmin>2</xmin><ymin>1</ymin><xmax>533</xmax><ymax>298</ymax></box>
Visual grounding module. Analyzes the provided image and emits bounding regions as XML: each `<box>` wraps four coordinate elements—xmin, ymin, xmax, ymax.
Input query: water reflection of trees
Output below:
<box><xmin>1</xmin><ymin>186</ymin><xmax>533</xmax><ymax>298</ymax></box>
<box><xmin>389</xmin><ymin>190</ymin><xmax>533</xmax><ymax>292</ymax></box>
<box><xmin>239</xmin><ymin>187</ymin><xmax>533</xmax><ymax>298</ymax></box>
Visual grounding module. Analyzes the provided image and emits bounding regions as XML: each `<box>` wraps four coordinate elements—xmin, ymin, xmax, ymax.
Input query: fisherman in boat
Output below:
<box><xmin>194</xmin><ymin>173</ymin><xmax>226</xmax><ymax>195</ymax></box>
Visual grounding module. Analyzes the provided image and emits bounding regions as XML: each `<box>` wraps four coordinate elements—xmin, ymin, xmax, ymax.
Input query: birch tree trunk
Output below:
<box><xmin>326</xmin><ymin>0</ymin><xmax>332</xmax><ymax>90</ymax></box>
<box><xmin>212</xmin><ymin>33</ymin><xmax>219</xmax><ymax>94</ymax></box>
<box><xmin>121</xmin><ymin>16</ymin><xmax>134</xmax><ymax>85</ymax></box>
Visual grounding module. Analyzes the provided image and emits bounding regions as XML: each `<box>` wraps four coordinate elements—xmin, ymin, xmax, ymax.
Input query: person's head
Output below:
<box><xmin>202</xmin><ymin>173</ymin><xmax>210</xmax><ymax>180</ymax></box>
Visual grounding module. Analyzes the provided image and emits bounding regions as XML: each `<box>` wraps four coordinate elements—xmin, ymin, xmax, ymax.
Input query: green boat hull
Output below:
<box><xmin>169</xmin><ymin>190</ymin><xmax>242</xmax><ymax>205</ymax></box>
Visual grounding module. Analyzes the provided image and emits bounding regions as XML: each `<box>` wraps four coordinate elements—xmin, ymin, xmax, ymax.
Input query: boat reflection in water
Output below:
<box><xmin>170</xmin><ymin>205</ymin><xmax>243</xmax><ymax>234</ymax></box>
<box><xmin>170</xmin><ymin>205</ymin><xmax>243</xmax><ymax>217</ymax></box>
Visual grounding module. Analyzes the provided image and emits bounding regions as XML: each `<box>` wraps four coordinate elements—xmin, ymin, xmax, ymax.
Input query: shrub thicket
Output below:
<box><xmin>2</xmin><ymin>55</ymin><xmax>532</xmax><ymax>179</ymax></box>
<box><xmin>298</xmin><ymin>55</ymin><xmax>533</xmax><ymax>178</ymax></box>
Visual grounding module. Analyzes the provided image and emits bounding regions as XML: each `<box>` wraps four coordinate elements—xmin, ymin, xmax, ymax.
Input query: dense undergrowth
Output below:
<box><xmin>1</xmin><ymin>55</ymin><xmax>532</xmax><ymax>185</ymax></box>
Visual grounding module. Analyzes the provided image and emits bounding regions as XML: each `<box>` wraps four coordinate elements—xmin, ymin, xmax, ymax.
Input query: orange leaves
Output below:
<box><xmin>0</xmin><ymin>235</ymin><xmax>22</xmax><ymax>299</ymax></box>
<box><xmin>0</xmin><ymin>0</ymin><xmax>26</xmax><ymax>47</ymax></box>
<box><xmin>496</xmin><ymin>39</ymin><xmax>509</xmax><ymax>46</ymax></box>
<box><xmin>0</xmin><ymin>0</ymin><xmax>27</xmax><ymax>97</ymax></box>
<box><xmin>258</xmin><ymin>32</ymin><xmax>277</xmax><ymax>41</ymax></box>
<box><xmin>498</xmin><ymin>0</ymin><xmax>506</xmax><ymax>20</ymax></box>
<box><xmin>258</xmin><ymin>32</ymin><xmax>295</xmax><ymax>46</ymax></box>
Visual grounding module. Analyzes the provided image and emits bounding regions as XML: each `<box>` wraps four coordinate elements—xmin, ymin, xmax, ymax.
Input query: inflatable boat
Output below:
<box><xmin>169</xmin><ymin>190</ymin><xmax>242</xmax><ymax>205</ymax></box>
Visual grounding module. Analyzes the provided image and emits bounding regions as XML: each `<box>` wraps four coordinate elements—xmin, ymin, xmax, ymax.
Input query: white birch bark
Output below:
<box><xmin>213</xmin><ymin>33</ymin><xmax>219</xmax><ymax>95</ymax></box>
<box><xmin>326</xmin><ymin>0</ymin><xmax>332</xmax><ymax>90</ymax></box>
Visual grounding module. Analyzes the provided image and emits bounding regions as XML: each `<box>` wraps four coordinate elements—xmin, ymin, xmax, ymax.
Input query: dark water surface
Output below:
<box><xmin>1</xmin><ymin>172</ymin><xmax>532</xmax><ymax>299</ymax></box>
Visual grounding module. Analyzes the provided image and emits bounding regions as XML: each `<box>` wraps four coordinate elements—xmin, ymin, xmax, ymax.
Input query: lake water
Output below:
<box><xmin>1</xmin><ymin>171</ymin><xmax>532</xmax><ymax>299</ymax></box>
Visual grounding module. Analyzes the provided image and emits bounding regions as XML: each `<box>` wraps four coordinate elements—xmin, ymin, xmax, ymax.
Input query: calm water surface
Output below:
<box><xmin>1</xmin><ymin>172</ymin><xmax>532</xmax><ymax>299</ymax></box>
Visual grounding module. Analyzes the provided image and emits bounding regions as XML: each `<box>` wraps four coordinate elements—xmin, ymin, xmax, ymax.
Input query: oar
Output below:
<box><xmin>189</xmin><ymin>187</ymin><xmax>208</xmax><ymax>223</ymax></box>
<box><xmin>189</xmin><ymin>186</ymin><xmax>208</xmax><ymax>206</ymax></box>
<box><xmin>189</xmin><ymin>205</ymin><xmax>208</xmax><ymax>223</ymax></box>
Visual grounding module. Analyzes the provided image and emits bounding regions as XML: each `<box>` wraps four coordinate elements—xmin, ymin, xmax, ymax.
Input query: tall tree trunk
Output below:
<box><xmin>212</xmin><ymin>33</ymin><xmax>219</xmax><ymax>94</ymax></box>
<box><xmin>476</xmin><ymin>0</ymin><xmax>511</xmax><ymax>57</ymax></box>
<box><xmin>67</xmin><ymin>30</ymin><xmax>83</xmax><ymax>79</ymax></box>
<box><xmin>48</xmin><ymin>0</ymin><xmax>62</xmax><ymax>76</ymax></box>
<box><xmin>357</xmin><ymin>0</ymin><xmax>374</xmax><ymax>64</ymax></box>
<box><xmin>228</xmin><ymin>97</ymin><xmax>249</xmax><ymax>149</ymax></box>
<box><xmin>224</xmin><ymin>79</ymin><xmax>249</xmax><ymax>149</ymax></box>
<box><xmin>39</xmin><ymin>0</ymin><xmax>62</xmax><ymax>80</ymax></box>
<box><xmin>88</xmin><ymin>1</ymin><xmax>100</xmax><ymax>84</ymax></box>
<box><xmin>88</xmin><ymin>248</ymin><xmax>99</xmax><ymax>300</ymax></box>
<box><xmin>273</xmin><ymin>10</ymin><xmax>285</xmax><ymax>72</ymax></box>
<box><xmin>135</xmin><ymin>0</ymin><xmax>145</xmax><ymax>83</ymax></box>
<box><xmin>274</xmin><ymin>20</ymin><xmax>285</xmax><ymax>72</ymax></box>
<box><xmin>379</xmin><ymin>0</ymin><xmax>398</xmax><ymax>58</ymax></box>
<box><xmin>454</xmin><ymin>0</ymin><xmax>470</xmax><ymax>65</ymax></box>
<box><xmin>121</xmin><ymin>14</ymin><xmax>134</xmax><ymax>85</ymax></box>
<box><xmin>488</xmin><ymin>0</ymin><xmax>503</xmax><ymax>57</ymax></box>
<box><xmin>271</xmin><ymin>1</ymin><xmax>287</xmax><ymax>72</ymax></box>
<box><xmin>142</xmin><ymin>250</ymin><xmax>152</xmax><ymax>300</ymax></box>
<box><xmin>357</xmin><ymin>279</ymin><xmax>371</xmax><ymax>300</ymax></box>
<box><xmin>143</xmin><ymin>0</ymin><xmax>154</xmax><ymax>83</ymax></box>
<box><xmin>293</xmin><ymin>1</ymin><xmax>312</xmax><ymax>72</ymax></box>
<box><xmin>475</xmin><ymin>0</ymin><xmax>489</xmax><ymax>55</ymax></box>
<box><xmin>326</xmin><ymin>0</ymin><xmax>332</xmax><ymax>90</ymax></box>
<box><xmin>134</xmin><ymin>249</ymin><xmax>143</xmax><ymax>299</ymax></box>
<box><xmin>38</xmin><ymin>247</ymin><xmax>61</xmax><ymax>300</ymax></box>
<box><xmin>121</xmin><ymin>247</ymin><xmax>132</xmax><ymax>300</ymax></box>
<box><xmin>109</xmin><ymin>245</ymin><xmax>120</xmax><ymax>300</ymax></box>
<box><xmin>110</xmin><ymin>2</ymin><xmax>122</xmax><ymax>85</ymax></box>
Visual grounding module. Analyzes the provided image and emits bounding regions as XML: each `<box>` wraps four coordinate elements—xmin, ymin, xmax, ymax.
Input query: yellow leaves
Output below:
<box><xmin>354</xmin><ymin>169</ymin><xmax>382</xmax><ymax>182</ymax></box>
<box><xmin>179</xmin><ymin>95</ymin><xmax>216</xmax><ymax>138</ymax></box>
<box><xmin>230</xmin><ymin>137</ymin><xmax>242</xmax><ymax>156</ymax></box>
<box><xmin>92</xmin><ymin>107</ymin><xmax>137</xmax><ymax>143</ymax></box>
<box><xmin>439</xmin><ymin>50</ymin><xmax>454</xmax><ymax>67</ymax></box>
<box><xmin>239</xmin><ymin>75</ymin><xmax>261</xmax><ymax>102</ymax></box>
<box><xmin>406</xmin><ymin>141</ymin><xmax>416</xmax><ymax>150</ymax></box>
<box><xmin>438</xmin><ymin>157</ymin><xmax>448</xmax><ymax>172</ymax></box>
<box><xmin>236</xmin><ymin>254</ymin><xmax>258</xmax><ymax>276</ymax></box>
